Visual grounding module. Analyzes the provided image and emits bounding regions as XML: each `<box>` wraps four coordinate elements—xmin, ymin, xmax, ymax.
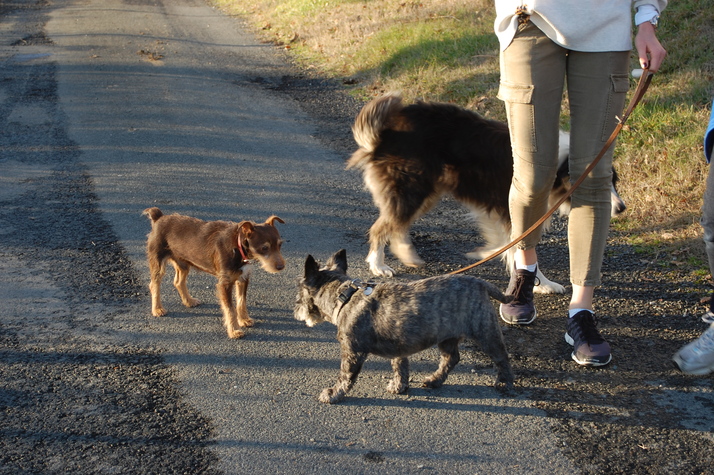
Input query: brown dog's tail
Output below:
<box><xmin>347</xmin><ymin>92</ymin><xmax>403</xmax><ymax>170</ymax></box>
<box><xmin>482</xmin><ymin>279</ymin><xmax>514</xmax><ymax>305</ymax></box>
<box><xmin>143</xmin><ymin>207</ymin><xmax>163</xmax><ymax>224</ymax></box>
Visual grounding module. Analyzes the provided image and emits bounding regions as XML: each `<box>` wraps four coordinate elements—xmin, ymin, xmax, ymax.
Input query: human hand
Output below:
<box><xmin>635</xmin><ymin>21</ymin><xmax>666</xmax><ymax>72</ymax></box>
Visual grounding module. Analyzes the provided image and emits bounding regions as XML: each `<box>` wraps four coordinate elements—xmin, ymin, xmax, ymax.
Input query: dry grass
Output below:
<box><xmin>214</xmin><ymin>0</ymin><xmax>714</xmax><ymax>266</ymax></box>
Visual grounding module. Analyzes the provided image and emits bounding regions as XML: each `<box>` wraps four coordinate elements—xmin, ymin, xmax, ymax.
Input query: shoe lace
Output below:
<box><xmin>575</xmin><ymin>313</ymin><xmax>605</xmax><ymax>345</ymax></box>
<box><xmin>511</xmin><ymin>271</ymin><xmax>539</xmax><ymax>304</ymax></box>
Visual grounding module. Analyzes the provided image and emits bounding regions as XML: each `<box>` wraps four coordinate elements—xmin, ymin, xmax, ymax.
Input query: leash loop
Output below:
<box><xmin>449</xmin><ymin>69</ymin><xmax>654</xmax><ymax>276</ymax></box>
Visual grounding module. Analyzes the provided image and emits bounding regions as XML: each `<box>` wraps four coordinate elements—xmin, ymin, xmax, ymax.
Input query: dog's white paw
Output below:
<box><xmin>366</xmin><ymin>250</ymin><xmax>396</xmax><ymax>277</ymax></box>
<box><xmin>401</xmin><ymin>257</ymin><xmax>424</xmax><ymax>268</ymax></box>
<box><xmin>369</xmin><ymin>263</ymin><xmax>396</xmax><ymax>277</ymax></box>
<box><xmin>534</xmin><ymin>280</ymin><xmax>566</xmax><ymax>294</ymax></box>
<box><xmin>465</xmin><ymin>249</ymin><xmax>487</xmax><ymax>260</ymax></box>
<box><xmin>390</xmin><ymin>242</ymin><xmax>424</xmax><ymax>268</ymax></box>
<box><xmin>534</xmin><ymin>269</ymin><xmax>566</xmax><ymax>294</ymax></box>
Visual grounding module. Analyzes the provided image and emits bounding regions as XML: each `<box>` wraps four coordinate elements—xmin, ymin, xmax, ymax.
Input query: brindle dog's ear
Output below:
<box><xmin>304</xmin><ymin>255</ymin><xmax>320</xmax><ymax>281</ymax></box>
<box><xmin>326</xmin><ymin>249</ymin><xmax>348</xmax><ymax>274</ymax></box>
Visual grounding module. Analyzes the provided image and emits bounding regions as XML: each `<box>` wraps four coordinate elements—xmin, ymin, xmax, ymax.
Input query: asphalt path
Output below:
<box><xmin>1</xmin><ymin>0</ymin><xmax>574</xmax><ymax>472</ymax></box>
<box><xmin>1</xmin><ymin>0</ymin><xmax>712</xmax><ymax>473</ymax></box>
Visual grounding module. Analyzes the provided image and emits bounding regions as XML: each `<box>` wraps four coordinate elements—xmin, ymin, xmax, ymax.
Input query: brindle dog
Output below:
<box><xmin>294</xmin><ymin>249</ymin><xmax>514</xmax><ymax>404</ymax></box>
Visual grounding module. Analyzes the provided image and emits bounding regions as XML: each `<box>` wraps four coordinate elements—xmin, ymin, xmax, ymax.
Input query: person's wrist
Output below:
<box><xmin>637</xmin><ymin>20</ymin><xmax>656</xmax><ymax>34</ymax></box>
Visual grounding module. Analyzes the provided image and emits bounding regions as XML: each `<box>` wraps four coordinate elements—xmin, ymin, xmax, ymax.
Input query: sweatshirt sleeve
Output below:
<box><xmin>633</xmin><ymin>0</ymin><xmax>668</xmax><ymax>19</ymax></box>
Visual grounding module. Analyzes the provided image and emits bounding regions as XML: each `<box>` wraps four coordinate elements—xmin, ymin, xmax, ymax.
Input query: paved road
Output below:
<box><xmin>1</xmin><ymin>0</ymin><xmax>712</xmax><ymax>473</ymax></box>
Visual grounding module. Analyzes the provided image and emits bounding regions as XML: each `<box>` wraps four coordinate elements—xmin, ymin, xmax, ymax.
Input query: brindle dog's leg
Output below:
<box><xmin>422</xmin><ymin>338</ymin><xmax>461</xmax><ymax>388</ymax></box>
<box><xmin>319</xmin><ymin>349</ymin><xmax>368</xmax><ymax>404</ymax></box>
<box><xmin>386</xmin><ymin>357</ymin><xmax>409</xmax><ymax>394</ymax></box>
<box><xmin>476</xmin><ymin>325</ymin><xmax>514</xmax><ymax>389</ymax></box>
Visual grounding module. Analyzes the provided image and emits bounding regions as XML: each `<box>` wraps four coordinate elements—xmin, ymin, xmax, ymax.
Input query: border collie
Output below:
<box><xmin>347</xmin><ymin>92</ymin><xmax>626</xmax><ymax>294</ymax></box>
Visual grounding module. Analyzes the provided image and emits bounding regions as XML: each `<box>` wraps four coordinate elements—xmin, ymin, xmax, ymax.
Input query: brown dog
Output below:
<box><xmin>143</xmin><ymin>207</ymin><xmax>286</xmax><ymax>339</ymax></box>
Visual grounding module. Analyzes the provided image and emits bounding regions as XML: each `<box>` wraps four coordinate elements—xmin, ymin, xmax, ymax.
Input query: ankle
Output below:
<box><xmin>568</xmin><ymin>308</ymin><xmax>593</xmax><ymax>318</ymax></box>
<box><xmin>516</xmin><ymin>262</ymin><xmax>537</xmax><ymax>273</ymax></box>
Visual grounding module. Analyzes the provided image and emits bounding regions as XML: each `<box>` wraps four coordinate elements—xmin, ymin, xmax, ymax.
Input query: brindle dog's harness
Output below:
<box><xmin>333</xmin><ymin>279</ymin><xmax>377</xmax><ymax>320</ymax></box>
<box><xmin>450</xmin><ymin>69</ymin><xmax>654</xmax><ymax>276</ymax></box>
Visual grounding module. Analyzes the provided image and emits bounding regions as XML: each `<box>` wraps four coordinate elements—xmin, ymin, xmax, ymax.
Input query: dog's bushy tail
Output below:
<box><xmin>482</xmin><ymin>279</ymin><xmax>514</xmax><ymax>304</ymax></box>
<box><xmin>347</xmin><ymin>92</ymin><xmax>403</xmax><ymax>170</ymax></box>
<box><xmin>143</xmin><ymin>207</ymin><xmax>163</xmax><ymax>224</ymax></box>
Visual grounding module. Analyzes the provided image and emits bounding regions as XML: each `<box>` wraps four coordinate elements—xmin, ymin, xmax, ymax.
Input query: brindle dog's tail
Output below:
<box><xmin>482</xmin><ymin>279</ymin><xmax>514</xmax><ymax>304</ymax></box>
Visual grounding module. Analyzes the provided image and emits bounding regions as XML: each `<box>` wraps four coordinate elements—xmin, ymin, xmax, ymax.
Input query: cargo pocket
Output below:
<box><xmin>497</xmin><ymin>81</ymin><xmax>536</xmax><ymax>153</ymax></box>
<box><xmin>601</xmin><ymin>74</ymin><xmax>630</xmax><ymax>141</ymax></box>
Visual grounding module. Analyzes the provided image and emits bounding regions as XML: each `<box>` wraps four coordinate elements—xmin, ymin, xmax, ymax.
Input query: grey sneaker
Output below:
<box><xmin>565</xmin><ymin>311</ymin><xmax>612</xmax><ymax>366</ymax></box>
<box><xmin>499</xmin><ymin>267</ymin><xmax>538</xmax><ymax>325</ymax></box>
<box><xmin>673</xmin><ymin>323</ymin><xmax>714</xmax><ymax>375</ymax></box>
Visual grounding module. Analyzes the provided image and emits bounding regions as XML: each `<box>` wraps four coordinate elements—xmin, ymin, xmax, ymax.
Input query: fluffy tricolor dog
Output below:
<box><xmin>144</xmin><ymin>207</ymin><xmax>285</xmax><ymax>339</ymax></box>
<box><xmin>348</xmin><ymin>92</ymin><xmax>626</xmax><ymax>293</ymax></box>
<box><xmin>294</xmin><ymin>249</ymin><xmax>514</xmax><ymax>404</ymax></box>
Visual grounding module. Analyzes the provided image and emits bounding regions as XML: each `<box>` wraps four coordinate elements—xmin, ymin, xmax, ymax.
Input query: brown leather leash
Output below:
<box><xmin>450</xmin><ymin>69</ymin><xmax>654</xmax><ymax>276</ymax></box>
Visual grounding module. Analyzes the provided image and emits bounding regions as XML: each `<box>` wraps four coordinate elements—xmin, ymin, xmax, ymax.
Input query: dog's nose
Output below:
<box><xmin>276</xmin><ymin>262</ymin><xmax>285</xmax><ymax>271</ymax></box>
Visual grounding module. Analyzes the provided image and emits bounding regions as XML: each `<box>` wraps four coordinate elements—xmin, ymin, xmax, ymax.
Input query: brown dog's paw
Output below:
<box><xmin>238</xmin><ymin>317</ymin><xmax>255</xmax><ymax>328</ymax></box>
<box><xmin>151</xmin><ymin>307</ymin><xmax>167</xmax><ymax>317</ymax></box>
<box><xmin>227</xmin><ymin>329</ymin><xmax>246</xmax><ymax>339</ymax></box>
<box><xmin>182</xmin><ymin>297</ymin><xmax>200</xmax><ymax>308</ymax></box>
<box><xmin>318</xmin><ymin>387</ymin><xmax>345</xmax><ymax>404</ymax></box>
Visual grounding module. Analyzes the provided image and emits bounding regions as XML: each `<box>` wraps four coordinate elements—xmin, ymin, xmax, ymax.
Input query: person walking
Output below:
<box><xmin>494</xmin><ymin>1</ymin><xmax>667</xmax><ymax>366</ymax></box>
<box><xmin>672</xmin><ymin>99</ymin><xmax>714</xmax><ymax>376</ymax></box>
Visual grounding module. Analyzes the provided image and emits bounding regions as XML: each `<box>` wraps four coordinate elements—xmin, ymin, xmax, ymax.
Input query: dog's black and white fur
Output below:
<box><xmin>294</xmin><ymin>249</ymin><xmax>514</xmax><ymax>404</ymax></box>
<box><xmin>348</xmin><ymin>92</ymin><xmax>627</xmax><ymax>293</ymax></box>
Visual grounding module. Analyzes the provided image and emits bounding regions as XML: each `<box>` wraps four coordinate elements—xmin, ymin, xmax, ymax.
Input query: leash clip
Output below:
<box><xmin>338</xmin><ymin>279</ymin><xmax>377</xmax><ymax>305</ymax></box>
<box><xmin>334</xmin><ymin>279</ymin><xmax>377</xmax><ymax>320</ymax></box>
<box><xmin>516</xmin><ymin>5</ymin><xmax>530</xmax><ymax>24</ymax></box>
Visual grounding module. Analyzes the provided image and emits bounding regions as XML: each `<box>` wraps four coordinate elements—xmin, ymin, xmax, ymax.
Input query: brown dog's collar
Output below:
<box><xmin>236</xmin><ymin>230</ymin><xmax>250</xmax><ymax>263</ymax></box>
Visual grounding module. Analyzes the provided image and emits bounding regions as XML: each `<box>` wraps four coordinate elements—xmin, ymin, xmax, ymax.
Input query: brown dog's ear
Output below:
<box><xmin>326</xmin><ymin>249</ymin><xmax>348</xmax><ymax>274</ymax></box>
<box><xmin>304</xmin><ymin>254</ymin><xmax>320</xmax><ymax>281</ymax></box>
<box><xmin>265</xmin><ymin>215</ymin><xmax>285</xmax><ymax>226</ymax></box>
<box><xmin>238</xmin><ymin>221</ymin><xmax>255</xmax><ymax>239</ymax></box>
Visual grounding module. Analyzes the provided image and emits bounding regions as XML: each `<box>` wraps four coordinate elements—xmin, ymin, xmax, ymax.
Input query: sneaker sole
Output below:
<box><xmin>499</xmin><ymin>307</ymin><xmax>536</xmax><ymax>325</ymax></box>
<box><xmin>673</xmin><ymin>354</ymin><xmax>714</xmax><ymax>375</ymax></box>
<box><xmin>564</xmin><ymin>332</ymin><xmax>612</xmax><ymax>367</ymax></box>
<box><xmin>570</xmin><ymin>351</ymin><xmax>612</xmax><ymax>367</ymax></box>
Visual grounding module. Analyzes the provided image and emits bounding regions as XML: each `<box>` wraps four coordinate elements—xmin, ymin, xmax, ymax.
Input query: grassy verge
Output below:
<box><xmin>213</xmin><ymin>0</ymin><xmax>714</xmax><ymax>271</ymax></box>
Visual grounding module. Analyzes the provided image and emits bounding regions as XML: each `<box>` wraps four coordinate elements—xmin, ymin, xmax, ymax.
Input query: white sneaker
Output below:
<box><xmin>702</xmin><ymin>310</ymin><xmax>714</xmax><ymax>324</ymax></box>
<box><xmin>673</xmin><ymin>323</ymin><xmax>714</xmax><ymax>375</ymax></box>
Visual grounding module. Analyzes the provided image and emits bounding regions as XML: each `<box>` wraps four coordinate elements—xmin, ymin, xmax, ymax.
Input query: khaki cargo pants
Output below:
<box><xmin>498</xmin><ymin>21</ymin><xmax>630</xmax><ymax>287</ymax></box>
